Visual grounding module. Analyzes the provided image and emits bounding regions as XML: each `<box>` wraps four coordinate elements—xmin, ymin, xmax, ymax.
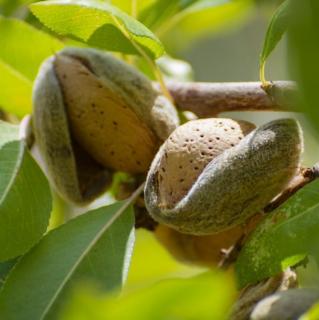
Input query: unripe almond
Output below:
<box><xmin>145</xmin><ymin>118</ymin><xmax>303</xmax><ymax>235</ymax></box>
<box><xmin>33</xmin><ymin>47</ymin><xmax>179</xmax><ymax>203</ymax></box>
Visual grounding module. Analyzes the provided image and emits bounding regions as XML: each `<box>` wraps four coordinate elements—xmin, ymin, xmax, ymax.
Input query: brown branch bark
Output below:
<box><xmin>265</xmin><ymin>163</ymin><xmax>319</xmax><ymax>213</ymax></box>
<box><xmin>160</xmin><ymin>81</ymin><xmax>298</xmax><ymax>117</ymax></box>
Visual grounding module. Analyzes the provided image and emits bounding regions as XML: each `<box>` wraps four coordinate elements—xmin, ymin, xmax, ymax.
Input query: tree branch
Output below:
<box><xmin>160</xmin><ymin>81</ymin><xmax>298</xmax><ymax>117</ymax></box>
<box><xmin>218</xmin><ymin>164</ymin><xmax>319</xmax><ymax>269</ymax></box>
<box><xmin>265</xmin><ymin>163</ymin><xmax>319</xmax><ymax>212</ymax></box>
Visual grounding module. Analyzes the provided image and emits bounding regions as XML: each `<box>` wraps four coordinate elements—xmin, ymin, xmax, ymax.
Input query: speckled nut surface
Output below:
<box><xmin>156</xmin><ymin>118</ymin><xmax>255</xmax><ymax>207</ymax></box>
<box><xmin>145</xmin><ymin>118</ymin><xmax>303</xmax><ymax>235</ymax></box>
<box><xmin>33</xmin><ymin>47</ymin><xmax>179</xmax><ymax>203</ymax></box>
<box><xmin>250</xmin><ymin>288</ymin><xmax>319</xmax><ymax>320</ymax></box>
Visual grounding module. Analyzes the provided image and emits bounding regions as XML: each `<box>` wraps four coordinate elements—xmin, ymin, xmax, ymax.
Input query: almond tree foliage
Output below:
<box><xmin>1</xmin><ymin>0</ymin><xmax>319</xmax><ymax>319</ymax></box>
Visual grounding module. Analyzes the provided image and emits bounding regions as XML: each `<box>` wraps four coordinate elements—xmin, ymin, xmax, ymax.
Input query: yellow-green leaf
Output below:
<box><xmin>30</xmin><ymin>0</ymin><xmax>165</xmax><ymax>59</ymax></box>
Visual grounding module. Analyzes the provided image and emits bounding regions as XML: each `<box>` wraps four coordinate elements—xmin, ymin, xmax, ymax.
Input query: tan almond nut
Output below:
<box><xmin>156</xmin><ymin>118</ymin><xmax>255</xmax><ymax>207</ymax></box>
<box><xmin>145</xmin><ymin>118</ymin><xmax>303</xmax><ymax>235</ymax></box>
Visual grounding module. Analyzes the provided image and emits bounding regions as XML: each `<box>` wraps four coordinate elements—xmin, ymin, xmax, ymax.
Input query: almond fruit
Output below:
<box><xmin>145</xmin><ymin>118</ymin><xmax>303</xmax><ymax>235</ymax></box>
<box><xmin>33</xmin><ymin>47</ymin><xmax>179</xmax><ymax>203</ymax></box>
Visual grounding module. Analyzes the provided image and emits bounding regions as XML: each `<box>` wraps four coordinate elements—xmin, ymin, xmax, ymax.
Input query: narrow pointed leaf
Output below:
<box><xmin>30</xmin><ymin>0</ymin><xmax>164</xmax><ymax>59</ymax></box>
<box><xmin>0</xmin><ymin>121</ymin><xmax>19</xmax><ymax>148</ymax></box>
<box><xmin>259</xmin><ymin>0</ymin><xmax>291</xmax><ymax>79</ymax></box>
<box><xmin>236</xmin><ymin>179</ymin><xmax>319</xmax><ymax>288</ymax></box>
<box><xmin>0</xmin><ymin>201</ymin><xmax>135</xmax><ymax>320</ymax></box>
<box><xmin>0</xmin><ymin>259</ymin><xmax>17</xmax><ymax>290</ymax></box>
<box><xmin>0</xmin><ymin>139</ymin><xmax>52</xmax><ymax>262</ymax></box>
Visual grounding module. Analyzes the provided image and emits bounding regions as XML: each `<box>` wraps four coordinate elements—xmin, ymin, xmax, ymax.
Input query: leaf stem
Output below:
<box><xmin>111</xmin><ymin>16</ymin><xmax>174</xmax><ymax>103</ymax></box>
<box><xmin>259</xmin><ymin>60</ymin><xmax>271</xmax><ymax>89</ymax></box>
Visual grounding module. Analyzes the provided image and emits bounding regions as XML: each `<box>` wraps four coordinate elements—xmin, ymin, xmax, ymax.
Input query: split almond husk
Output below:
<box><xmin>145</xmin><ymin>118</ymin><xmax>303</xmax><ymax>235</ymax></box>
<box><xmin>33</xmin><ymin>47</ymin><xmax>179</xmax><ymax>203</ymax></box>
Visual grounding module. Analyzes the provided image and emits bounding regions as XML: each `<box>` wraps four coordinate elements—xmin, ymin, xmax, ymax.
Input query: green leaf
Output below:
<box><xmin>0</xmin><ymin>0</ymin><xmax>34</xmax><ymax>16</ymax></box>
<box><xmin>30</xmin><ymin>0</ymin><xmax>164</xmax><ymax>59</ymax></box>
<box><xmin>140</xmin><ymin>0</ymin><xmax>231</xmax><ymax>32</ymax></box>
<box><xmin>0</xmin><ymin>121</ymin><xmax>19</xmax><ymax>148</ymax></box>
<box><xmin>60</xmin><ymin>272</ymin><xmax>235</xmax><ymax>320</ymax></box>
<box><xmin>0</xmin><ymin>17</ymin><xmax>63</xmax><ymax>81</ymax></box>
<box><xmin>139</xmin><ymin>0</ymin><xmax>193</xmax><ymax>31</ymax></box>
<box><xmin>0</xmin><ymin>17</ymin><xmax>63</xmax><ymax>116</ymax></box>
<box><xmin>0</xmin><ymin>61</ymin><xmax>32</xmax><ymax>117</ymax></box>
<box><xmin>236</xmin><ymin>179</ymin><xmax>319</xmax><ymax>288</ymax></box>
<box><xmin>0</xmin><ymin>259</ymin><xmax>17</xmax><ymax>290</ymax></box>
<box><xmin>127</xmin><ymin>229</ymin><xmax>204</xmax><ymax>288</ymax></box>
<box><xmin>259</xmin><ymin>0</ymin><xmax>291</xmax><ymax>83</ymax></box>
<box><xmin>151</xmin><ymin>0</ymin><xmax>253</xmax><ymax>51</ymax></box>
<box><xmin>106</xmin><ymin>0</ymin><xmax>155</xmax><ymax>15</ymax></box>
<box><xmin>288</xmin><ymin>0</ymin><xmax>319</xmax><ymax>135</ymax></box>
<box><xmin>0</xmin><ymin>139</ymin><xmax>52</xmax><ymax>262</ymax></box>
<box><xmin>300</xmin><ymin>302</ymin><xmax>319</xmax><ymax>320</ymax></box>
<box><xmin>0</xmin><ymin>201</ymin><xmax>135</xmax><ymax>320</ymax></box>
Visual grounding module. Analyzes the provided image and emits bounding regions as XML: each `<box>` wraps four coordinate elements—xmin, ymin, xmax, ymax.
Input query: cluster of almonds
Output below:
<box><xmin>33</xmin><ymin>47</ymin><xmax>303</xmax><ymax>271</ymax></box>
<box><xmin>30</xmin><ymin>46</ymin><xmax>310</xmax><ymax>319</ymax></box>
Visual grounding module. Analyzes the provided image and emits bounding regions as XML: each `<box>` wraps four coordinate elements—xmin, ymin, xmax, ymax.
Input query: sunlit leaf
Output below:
<box><xmin>0</xmin><ymin>121</ymin><xmax>19</xmax><ymax>147</ymax></box>
<box><xmin>0</xmin><ymin>201</ymin><xmax>135</xmax><ymax>320</ymax></box>
<box><xmin>0</xmin><ymin>0</ymin><xmax>35</xmax><ymax>15</ymax></box>
<box><xmin>30</xmin><ymin>0</ymin><xmax>164</xmax><ymax>59</ymax></box>
<box><xmin>127</xmin><ymin>229</ymin><xmax>204</xmax><ymax>287</ymax></box>
<box><xmin>139</xmin><ymin>0</ymin><xmax>252</xmax><ymax>52</ymax></box>
<box><xmin>0</xmin><ymin>17</ymin><xmax>63</xmax><ymax>116</ymax></box>
<box><xmin>0</xmin><ymin>61</ymin><xmax>32</xmax><ymax>117</ymax></box>
<box><xmin>108</xmin><ymin>0</ymin><xmax>156</xmax><ymax>15</ymax></box>
<box><xmin>0</xmin><ymin>17</ymin><xmax>63</xmax><ymax>82</ymax></box>
<box><xmin>60</xmin><ymin>272</ymin><xmax>235</xmax><ymax>320</ymax></box>
<box><xmin>236</xmin><ymin>179</ymin><xmax>319</xmax><ymax>288</ymax></box>
<box><xmin>300</xmin><ymin>302</ymin><xmax>319</xmax><ymax>320</ymax></box>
